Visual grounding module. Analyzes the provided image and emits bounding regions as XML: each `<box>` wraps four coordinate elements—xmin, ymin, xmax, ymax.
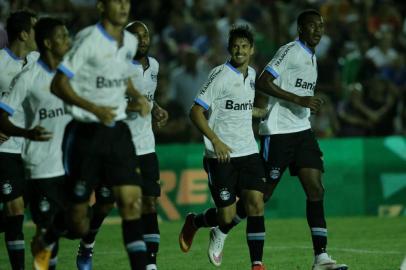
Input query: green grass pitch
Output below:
<box><xmin>0</xmin><ymin>217</ymin><xmax>405</xmax><ymax>269</ymax></box>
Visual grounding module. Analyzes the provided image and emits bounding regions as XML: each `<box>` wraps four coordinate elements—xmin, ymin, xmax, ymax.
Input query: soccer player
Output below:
<box><xmin>255</xmin><ymin>9</ymin><xmax>347</xmax><ymax>270</ymax></box>
<box><xmin>31</xmin><ymin>0</ymin><xmax>150</xmax><ymax>269</ymax></box>
<box><xmin>180</xmin><ymin>10</ymin><xmax>348</xmax><ymax>270</ymax></box>
<box><xmin>0</xmin><ymin>10</ymin><xmax>38</xmax><ymax>270</ymax></box>
<box><xmin>180</xmin><ymin>25</ymin><xmax>267</xmax><ymax>270</ymax></box>
<box><xmin>401</xmin><ymin>256</ymin><xmax>406</xmax><ymax>270</ymax></box>
<box><xmin>75</xmin><ymin>21</ymin><xmax>168</xmax><ymax>270</ymax></box>
<box><xmin>0</xmin><ymin>17</ymin><xmax>72</xmax><ymax>270</ymax></box>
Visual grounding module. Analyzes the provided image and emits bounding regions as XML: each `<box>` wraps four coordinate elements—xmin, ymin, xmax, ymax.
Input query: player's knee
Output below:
<box><xmin>69</xmin><ymin>216</ymin><xmax>90</xmax><ymax>237</ymax></box>
<box><xmin>307</xmin><ymin>185</ymin><xmax>324</xmax><ymax>201</ymax></box>
<box><xmin>117</xmin><ymin>196</ymin><xmax>142</xmax><ymax>219</ymax></box>
<box><xmin>142</xmin><ymin>197</ymin><xmax>158</xmax><ymax>214</ymax></box>
<box><xmin>218</xmin><ymin>206</ymin><xmax>236</xmax><ymax>225</ymax></box>
<box><xmin>245</xmin><ymin>198</ymin><xmax>264</xmax><ymax>216</ymax></box>
<box><xmin>5</xmin><ymin>197</ymin><xmax>24</xmax><ymax>216</ymax></box>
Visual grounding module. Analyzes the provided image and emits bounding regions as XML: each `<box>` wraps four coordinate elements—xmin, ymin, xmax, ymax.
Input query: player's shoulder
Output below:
<box><xmin>123</xmin><ymin>29</ymin><xmax>138</xmax><ymax>47</ymax></box>
<box><xmin>277</xmin><ymin>41</ymin><xmax>299</xmax><ymax>54</ymax></box>
<box><xmin>75</xmin><ymin>24</ymin><xmax>98</xmax><ymax>41</ymax></box>
<box><xmin>147</xmin><ymin>56</ymin><xmax>159</xmax><ymax>71</ymax></box>
<box><xmin>248</xmin><ymin>66</ymin><xmax>256</xmax><ymax>77</ymax></box>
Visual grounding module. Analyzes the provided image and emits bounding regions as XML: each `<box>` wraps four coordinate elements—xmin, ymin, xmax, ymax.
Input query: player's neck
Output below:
<box><xmin>100</xmin><ymin>19</ymin><xmax>124</xmax><ymax>44</ymax></box>
<box><xmin>298</xmin><ymin>38</ymin><xmax>315</xmax><ymax>53</ymax></box>
<box><xmin>135</xmin><ymin>55</ymin><xmax>149</xmax><ymax>70</ymax></box>
<box><xmin>230</xmin><ymin>60</ymin><xmax>249</xmax><ymax>77</ymax></box>
<box><xmin>40</xmin><ymin>52</ymin><xmax>61</xmax><ymax>71</ymax></box>
<box><xmin>8</xmin><ymin>42</ymin><xmax>30</xmax><ymax>59</ymax></box>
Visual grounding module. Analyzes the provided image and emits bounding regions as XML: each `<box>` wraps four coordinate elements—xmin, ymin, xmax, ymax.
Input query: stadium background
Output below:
<box><xmin>0</xmin><ymin>0</ymin><xmax>405</xmax><ymax>269</ymax></box>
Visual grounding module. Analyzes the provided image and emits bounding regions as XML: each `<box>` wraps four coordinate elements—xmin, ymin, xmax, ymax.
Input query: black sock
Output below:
<box><xmin>122</xmin><ymin>219</ymin><xmax>147</xmax><ymax>270</ymax></box>
<box><xmin>219</xmin><ymin>199</ymin><xmax>246</xmax><ymax>234</ymax></box>
<box><xmin>307</xmin><ymin>200</ymin><xmax>327</xmax><ymax>255</ymax></box>
<box><xmin>142</xmin><ymin>213</ymin><xmax>160</xmax><ymax>266</ymax></box>
<box><xmin>82</xmin><ymin>206</ymin><xmax>109</xmax><ymax>245</ymax></box>
<box><xmin>5</xmin><ymin>215</ymin><xmax>25</xmax><ymax>270</ymax></box>
<box><xmin>49</xmin><ymin>240</ymin><xmax>59</xmax><ymax>270</ymax></box>
<box><xmin>246</xmin><ymin>216</ymin><xmax>265</xmax><ymax>266</ymax></box>
<box><xmin>193</xmin><ymin>208</ymin><xmax>217</xmax><ymax>228</ymax></box>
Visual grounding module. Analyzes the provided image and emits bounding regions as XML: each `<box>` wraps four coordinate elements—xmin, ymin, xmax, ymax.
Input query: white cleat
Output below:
<box><xmin>207</xmin><ymin>227</ymin><xmax>227</xmax><ymax>267</ymax></box>
<box><xmin>312</xmin><ymin>253</ymin><xmax>348</xmax><ymax>270</ymax></box>
<box><xmin>146</xmin><ymin>264</ymin><xmax>157</xmax><ymax>270</ymax></box>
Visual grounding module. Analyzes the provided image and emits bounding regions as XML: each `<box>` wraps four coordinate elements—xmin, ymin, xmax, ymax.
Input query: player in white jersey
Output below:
<box><xmin>31</xmin><ymin>1</ymin><xmax>150</xmax><ymax>270</ymax></box>
<box><xmin>0</xmin><ymin>10</ymin><xmax>37</xmax><ymax>270</ymax></box>
<box><xmin>254</xmin><ymin>10</ymin><xmax>346</xmax><ymax>270</ymax></box>
<box><xmin>75</xmin><ymin>21</ymin><xmax>168</xmax><ymax>270</ymax></box>
<box><xmin>179</xmin><ymin>26</ymin><xmax>267</xmax><ymax>270</ymax></box>
<box><xmin>0</xmin><ymin>17</ymin><xmax>71</xmax><ymax>270</ymax></box>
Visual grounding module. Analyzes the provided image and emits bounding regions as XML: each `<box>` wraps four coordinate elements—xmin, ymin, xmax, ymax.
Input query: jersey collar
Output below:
<box><xmin>225</xmin><ymin>61</ymin><xmax>241</xmax><ymax>74</ymax></box>
<box><xmin>4</xmin><ymin>48</ymin><xmax>22</xmax><ymax>61</ymax></box>
<box><xmin>37</xmin><ymin>59</ymin><xmax>55</xmax><ymax>74</ymax></box>
<box><xmin>296</xmin><ymin>40</ymin><xmax>314</xmax><ymax>56</ymax></box>
<box><xmin>96</xmin><ymin>23</ymin><xmax>116</xmax><ymax>42</ymax></box>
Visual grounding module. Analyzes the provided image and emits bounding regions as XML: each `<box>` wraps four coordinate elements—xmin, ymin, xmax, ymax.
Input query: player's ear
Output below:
<box><xmin>250</xmin><ymin>45</ymin><xmax>254</xmax><ymax>56</ymax></box>
<box><xmin>44</xmin><ymin>39</ymin><xmax>52</xmax><ymax>50</ymax></box>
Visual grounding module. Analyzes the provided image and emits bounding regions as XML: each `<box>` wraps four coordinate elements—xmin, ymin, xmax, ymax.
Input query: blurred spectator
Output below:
<box><xmin>168</xmin><ymin>47</ymin><xmax>209</xmax><ymax>114</ymax></box>
<box><xmin>366</xmin><ymin>29</ymin><xmax>398</xmax><ymax>70</ymax></box>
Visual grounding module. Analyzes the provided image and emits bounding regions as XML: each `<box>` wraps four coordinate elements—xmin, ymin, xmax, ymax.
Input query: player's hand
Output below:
<box><xmin>212</xmin><ymin>138</ymin><xmax>232</xmax><ymax>163</ymax></box>
<box><xmin>0</xmin><ymin>132</ymin><xmax>9</xmax><ymax>144</ymax></box>
<box><xmin>26</xmin><ymin>126</ymin><xmax>53</xmax><ymax>141</ymax></box>
<box><xmin>152</xmin><ymin>105</ymin><xmax>169</xmax><ymax>128</ymax></box>
<box><xmin>127</xmin><ymin>96</ymin><xmax>150</xmax><ymax>117</ymax></box>
<box><xmin>296</xmin><ymin>96</ymin><xmax>324</xmax><ymax>113</ymax></box>
<box><xmin>93</xmin><ymin>105</ymin><xmax>117</xmax><ymax>125</ymax></box>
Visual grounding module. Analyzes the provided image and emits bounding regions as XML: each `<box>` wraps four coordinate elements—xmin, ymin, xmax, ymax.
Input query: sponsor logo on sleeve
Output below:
<box><xmin>199</xmin><ymin>67</ymin><xmax>223</xmax><ymax>95</ymax></box>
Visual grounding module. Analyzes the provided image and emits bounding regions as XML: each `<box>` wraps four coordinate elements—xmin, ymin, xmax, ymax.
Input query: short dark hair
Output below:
<box><xmin>6</xmin><ymin>10</ymin><xmax>37</xmax><ymax>43</ymax></box>
<box><xmin>297</xmin><ymin>9</ymin><xmax>321</xmax><ymax>27</ymax></box>
<box><xmin>34</xmin><ymin>17</ymin><xmax>64</xmax><ymax>53</ymax></box>
<box><xmin>227</xmin><ymin>25</ymin><xmax>254</xmax><ymax>51</ymax></box>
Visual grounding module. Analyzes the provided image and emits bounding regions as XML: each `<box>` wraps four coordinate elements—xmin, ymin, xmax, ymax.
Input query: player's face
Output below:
<box><xmin>134</xmin><ymin>25</ymin><xmax>150</xmax><ymax>57</ymax></box>
<box><xmin>49</xmin><ymin>25</ymin><xmax>71</xmax><ymax>58</ymax></box>
<box><xmin>301</xmin><ymin>14</ymin><xmax>324</xmax><ymax>47</ymax></box>
<box><xmin>229</xmin><ymin>37</ymin><xmax>253</xmax><ymax>67</ymax></box>
<box><xmin>26</xmin><ymin>17</ymin><xmax>37</xmax><ymax>51</ymax></box>
<box><xmin>102</xmin><ymin>0</ymin><xmax>131</xmax><ymax>27</ymax></box>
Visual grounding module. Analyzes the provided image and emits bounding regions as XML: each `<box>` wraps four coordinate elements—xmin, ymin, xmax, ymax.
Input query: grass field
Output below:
<box><xmin>0</xmin><ymin>217</ymin><xmax>405</xmax><ymax>270</ymax></box>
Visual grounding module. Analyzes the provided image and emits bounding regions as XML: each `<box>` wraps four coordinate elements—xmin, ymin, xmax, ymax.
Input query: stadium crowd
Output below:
<box><xmin>1</xmin><ymin>0</ymin><xmax>405</xmax><ymax>142</ymax></box>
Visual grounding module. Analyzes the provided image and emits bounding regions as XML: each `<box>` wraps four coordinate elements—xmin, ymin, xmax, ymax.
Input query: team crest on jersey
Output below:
<box><xmin>219</xmin><ymin>188</ymin><xmax>231</xmax><ymax>201</ymax></box>
<box><xmin>269</xmin><ymin>167</ymin><xmax>281</xmax><ymax>180</ymax></box>
<box><xmin>151</xmin><ymin>73</ymin><xmax>158</xmax><ymax>82</ymax></box>
<box><xmin>39</xmin><ymin>197</ymin><xmax>50</xmax><ymax>212</ymax></box>
<box><xmin>74</xmin><ymin>181</ymin><xmax>86</xmax><ymax>197</ymax></box>
<box><xmin>1</xmin><ymin>182</ymin><xmax>12</xmax><ymax>195</ymax></box>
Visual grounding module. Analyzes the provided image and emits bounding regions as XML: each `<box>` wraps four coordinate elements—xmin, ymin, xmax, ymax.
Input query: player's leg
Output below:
<box><xmin>0</xmin><ymin>153</ymin><xmax>26</xmax><ymax>270</ymax></box>
<box><xmin>113</xmin><ymin>185</ymin><xmax>146</xmax><ymax>270</ymax></box>
<box><xmin>295</xmin><ymin>130</ymin><xmax>347</xmax><ymax>270</ymax></box>
<box><xmin>29</xmin><ymin>177</ymin><xmax>66</xmax><ymax>270</ymax></box>
<box><xmin>109</xmin><ymin>122</ymin><xmax>147</xmax><ymax>270</ymax></box>
<box><xmin>204</xmin><ymin>157</ymin><xmax>239</xmax><ymax>266</ymax></box>
<box><xmin>76</xmin><ymin>187</ymin><xmax>115</xmax><ymax>270</ymax></box>
<box><xmin>239</xmin><ymin>154</ymin><xmax>267</xmax><ymax>269</ymax></box>
<box><xmin>401</xmin><ymin>255</ymin><xmax>406</xmax><ymax>270</ymax></box>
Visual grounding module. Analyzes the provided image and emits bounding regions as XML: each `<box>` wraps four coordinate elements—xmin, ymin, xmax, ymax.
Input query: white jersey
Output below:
<box><xmin>259</xmin><ymin>40</ymin><xmax>318</xmax><ymax>135</ymax></box>
<box><xmin>1</xmin><ymin>59</ymin><xmax>72</xmax><ymax>179</ymax></box>
<box><xmin>0</xmin><ymin>48</ymin><xmax>39</xmax><ymax>153</ymax></box>
<box><xmin>195</xmin><ymin>62</ymin><xmax>258</xmax><ymax>158</ymax></box>
<box><xmin>124</xmin><ymin>57</ymin><xmax>158</xmax><ymax>155</ymax></box>
<box><xmin>58</xmin><ymin>23</ymin><xmax>138</xmax><ymax>123</ymax></box>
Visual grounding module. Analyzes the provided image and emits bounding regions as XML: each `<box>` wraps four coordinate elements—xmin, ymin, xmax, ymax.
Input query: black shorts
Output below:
<box><xmin>0</xmin><ymin>153</ymin><xmax>25</xmax><ymax>203</ymax></box>
<box><xmin>27</xmin><ymin>176</ymin><xmax>67</xmax><ymax>229</ymax></box>
<box><xmin>62</xmin><ymin>120</ymin><xmax>142</xmax><ymax>203</ymax></box>
<box><xmin>138</xmin><ymin>153</ymin><xmax>160</xmax><ymax>197</ymax></box>
<box><xmin>204</xmin><ymin>153</ymin><xmax>266</xmax><ymax>208</ymax></box>
<box><xmin>260</xmin><ymin>129</ymin><xmax>324</xmax><ymax>182</ymax></box>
